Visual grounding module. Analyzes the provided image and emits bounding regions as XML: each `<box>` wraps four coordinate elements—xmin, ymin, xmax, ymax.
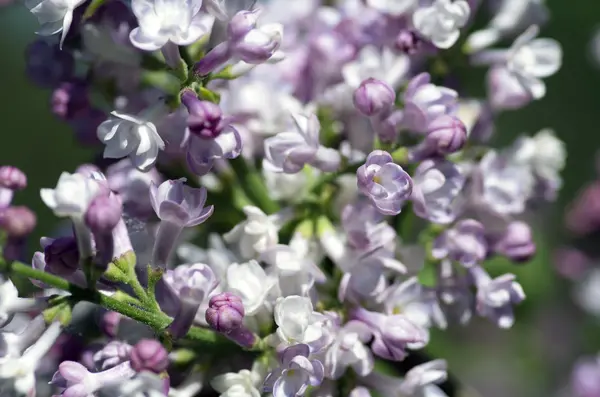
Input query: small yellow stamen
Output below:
<box><xmin>373</xmin><ymin>175</ymin><xmax>382</xmax><ymax>184</ymax></box>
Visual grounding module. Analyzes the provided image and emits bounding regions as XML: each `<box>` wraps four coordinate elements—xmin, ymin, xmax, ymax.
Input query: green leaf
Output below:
<box><xmin>82</xmin><ymin>0</ymin><xmax>106</xmax><ymax>20</ymax></box>
<box><xmin>140</xmin><ymin>71</ymin><xmax>181</xmax><ymax>95</ymax></box>
<box><xmin>418</xmin><ymin>259</ymin><xmax>438</xmax><ymax>287</ymax></box>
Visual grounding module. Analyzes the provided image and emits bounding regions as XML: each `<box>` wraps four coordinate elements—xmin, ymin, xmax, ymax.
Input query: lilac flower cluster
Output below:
<box><xmin>0</xmin><ymin>0</ymin><xmax>566</xmax><ymax>395</ymax></box>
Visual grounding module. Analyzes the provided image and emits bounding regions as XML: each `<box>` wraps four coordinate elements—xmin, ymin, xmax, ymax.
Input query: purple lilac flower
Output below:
<box><xmin>402</xmin><ymin>73</ymin><xmax>458</xmax><ymax>133</ymax></box>
<box><xmin>164</xmin><ymin>263</ymin><xmax>218</xmax><ymax>338</ymax></box>
<box><xmin>263</xmin><ymin>344</ymin><xmax>325</xmax><ymax>397</ymax></box>
<box><xmin>411</xmin><ymin>159</ymin><xmax>465</xmax><ymax>224</ymax></box>
<box><xmin>432</xmin><ymin>219</ymin><xmax>488</xmax><ymax>266</ymax></box>
<box><xmin>356</xmin><ymin>150</ymin><xmax>413</xmax><ymax>216</ymax></box>
<box><xmin>351</xmin><ymin>307</ymin><xmax>428</xmax><ymax>361</ymax></box>
<box><xmin>149</xmin><ymin>179</ymin><xmax>214</xmax><ymax>268</ymax></box>
<box><xmin>470</xmin><ymin>265</ymin><xmax>525</xmax><ymax>328</ymax></box>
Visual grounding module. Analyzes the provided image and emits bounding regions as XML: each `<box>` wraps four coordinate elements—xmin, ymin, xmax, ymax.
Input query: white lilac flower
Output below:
<box><xmin>364</xmin><ymin>0</ymin><xmax>417</xmax><ymax>17</ymax></box>
<box><xmin>477</xmin><ymin>150</ymin><xmax>535</xmax><ymax>216</ymax></box>
<box><xmin>473</xmin><ymin>25</ymin><xmax>562</xmax><ymax>100</ymax></box>
<box><xmin>225</xmin><ymin>260</ymin><xmax>276</xmax><ymax>316</ymax></box>
<box><xmin>224</xmin><ymin>206</ymin><xmax>281</xmax><ymax>260</ymax></box>
<box><xmin>97</xmin><ymin>111</ymin><xmax>165</xmax><ymax>172</ymax></box>
<box><xmin>273</xmin><ymin>296</ymin><xmax>331</xmax><ymax>353</ymax></box>
<box><xmin>40</xmin><ymin>172</ymin><xmax>103</xmax><ymax>219</ymax></box>
<box><xmin>465</xmin><ymin>0</ymin><xmax>548</xmax><ymax>53</ymax></box>
<box><xmin>211</xmin><ymin>361</ymin><xmax>266</xmax><ymax>397</ymax></box>
<box><xmin>40</xmin><ymin>171</ymin><xmax>104</xmax><ymax>258</ymax></box>
<box><xmin>177</xmin><ymin>234</ymin><xmax>236</xmax><ymax>281</ymax></box>
<box><xmin>129</xmin><ymin>0</ymin><xmax>214</xmax><ymax>51</ymax></box>
<box><xmin>0</xmin><ymin>278</ymin><xmax>48</xmax><ymax>329</ymax></box>
<box><xmin>260</xmin><ymin>244</ymin><xmax>326</xmax><ymax>297</ymax></box>
<box><xmin>399</xmin><ymin>360</ymin><xmax>448</xmax><ymax>396</ymax></box>
<box><xmin>0</xmin><ymin>322</ymin><xmax>62</xmax><ymax>397</ymax></box>
<box><xmin>263</xmin><ymin>113</ymin><xmax>341</xmax><ymax>174</ymax></box>
<box><xmin>204</xmin><ymin>0</ymin><xmax>257</xmax><ymax>21</ymax></box>
<box><xmin>325</xmin><ymin>321</ymin><xmax>374</xmax><ymax>380</ymax></box>
<box><xmin>378</xmin><ymin>277</ymin><xmax>447</xmax><ymax>332</ymax></box>
<box><xmin>412</xmin><ymin>0</ymin><xmax>470</xmax><ymax>49</ymax></box>
<box><xmin>508</xmin><ymin>129</ymin><xmax>566</xmax><ymax>195</ymax></box>
<box><xmin>25</xmin><ymin>0</ymin><xmax>86</xmax><ymax>48</ymax></box>
<box><xmin>263</xmin><ymin>167</ymin><xmax>310</xmax><ymax>203</ymax></box>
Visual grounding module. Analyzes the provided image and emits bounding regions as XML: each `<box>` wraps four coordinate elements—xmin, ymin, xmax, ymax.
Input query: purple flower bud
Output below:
<box><xmin>193</xmin><ymin>42</ymin><xmax>232</xmax><ymax>76</ymax></box>
<box><xmin>356</xmin><ymin>150</ymin><xmax>413</xmax><ymax>216</ymax></box>
<box><xmin>491</xmin><ymin>221</ymin><xmax>536</xmax><ymax>263</ymax></box>
<box><xmin>25</xmin><ymin>40</ymin><xmax>74</xmax><ymax>88</ymax></box>
<box><xmin>228</xmin><ymin>10</ymin><xmax>258</xmax><ymax>42</ymax></box>
<box><xmin>43</xmin><ymin>236</ymin><xmax>80</xmax><ymax>276</ymax></box>
<box><xmin>51</xmin><ymin>81</ymin><xmax>89</xmax><ymax>121</ymax></box>
<box><xmin>232</xmin><ymin>20</ymin><xmax>283</xmax><ymax>64</ymax></box>
<box><xmin>566</xmin><ymin>182</ymin><xmax>600</xmax><ymax>237</ymax></box>
<box><xmin>554</xmin><ymin>248</ymin><xmax>589</xmax><ymax>281</ymax></box>
<box><xmin>395</xmin><ymin>30</ymin><xmax>421</xmax><ymax>54</ymax></box>
<box><xmin>130</xmin><ymin>339</ymin><xmax>169</xmax><ymax>374</ymax></box>
<box><xmin>205</xmin><ymin>292</ymin><xmax>245</xmax><ymax>333</ymax></box>
<box><xmin>85</xmin><ymin>194</ymin><xmax>123</xmax><ymax>234</ymax></box>
<box><xmin>353</xmin><ymin>78</ymin><xmax>396</xmax><ymax>117</ymax></box>
<box><xmin>0</xmin><ymin>206</ymin><xmax>36</xmax><ymax>237</ymax></box>
<box><xmin>100</xmin><ymin>311</ymin><xmax>123</xmax><ymax>338</ymax></box>
<box><xmin>181</xmin><ymin>91</ymin><xmax>224</xmax><ymax>139</ymax></box>
<box><xmin>425</xmin><ymin>115</ymin><xmax>467</xmax><ymax>155</ymax></box>
<box><xmin>0</xmin><ymin>166</ymin><xmax>27</xmax><ymax>191</ymax></box>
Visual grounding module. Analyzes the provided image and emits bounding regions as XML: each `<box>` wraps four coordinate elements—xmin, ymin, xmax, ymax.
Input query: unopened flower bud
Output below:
<box><xmin>228</xmin><ymin>10</ymin><xmax>258</xmax><ymax>42</ymax></box>
<box><xmin>51</xmin><ymin>81</ymin><xmax>89</xmax><ymax>121</ymax></box>
<box><xmin>0</xmin><ymin>166</ymin><xmax>27</xmax><ymax>191</ymax></box>
<box><xmin>492</xmin><ymin>221</ymin><xmax>536</xmax><ymax>263</ymax></box>
<box><xmin>84</xmin><ymin>194</ymin><xmax>122</xmax><ymax>234</ymax></box>
<box><xmin>130</xmin><ymin>339</ymin><xmax>169</xmax><ymax>374</ymax></box>
<box><xmin>395</xmin><ymin>30</ymin><xmax>421</xmax><ymax>54</ymax></box>
<box><xmin>353</xmin><ymin>78</ymin><xmax>396</xmax><ymax>117</ymax></box>
<box><xmin>0</xmin><ymin>206</ymin><xmax>36</xmax><ymax>237</ymax></box>
<box><xmin>181</xmin><ymin>91</ymin><xmax>224</xmax><ymax>139</ymax></box>
<box><xmin>205</xmin><ymin>292</ymin><xmax>245</xmax><ymax>333</ymax></box>
<box><xmin>425</xmin><ymin>115</ymin><xmax>467</xmax><ymax>155</ymax></box>
<box><xmin>100</xmin><ymin>311</ymin><xmax>123</xmax><ymax>338</ymax></box>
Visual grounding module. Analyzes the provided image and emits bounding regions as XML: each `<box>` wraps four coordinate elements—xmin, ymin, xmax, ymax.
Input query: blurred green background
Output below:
<box><xmin>3</xmin><ymin>0</ymin><xmax>600</xmax><ymax>396</ymax></box>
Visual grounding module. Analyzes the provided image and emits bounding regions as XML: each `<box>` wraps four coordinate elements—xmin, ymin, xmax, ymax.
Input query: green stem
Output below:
<box><xmin>127</xmin><ymin>271</ymin><xmax>151</xmax><ymax>305</ymax></box>
<box><xmin>228</xmin><ymin>158</ymin><xmax>279</xmax><ymax>214</ymax></box>
<box><xmin>1</xmin><ymin>261</ymin><xmax>234</xmax><ymax>347</ymax></box>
